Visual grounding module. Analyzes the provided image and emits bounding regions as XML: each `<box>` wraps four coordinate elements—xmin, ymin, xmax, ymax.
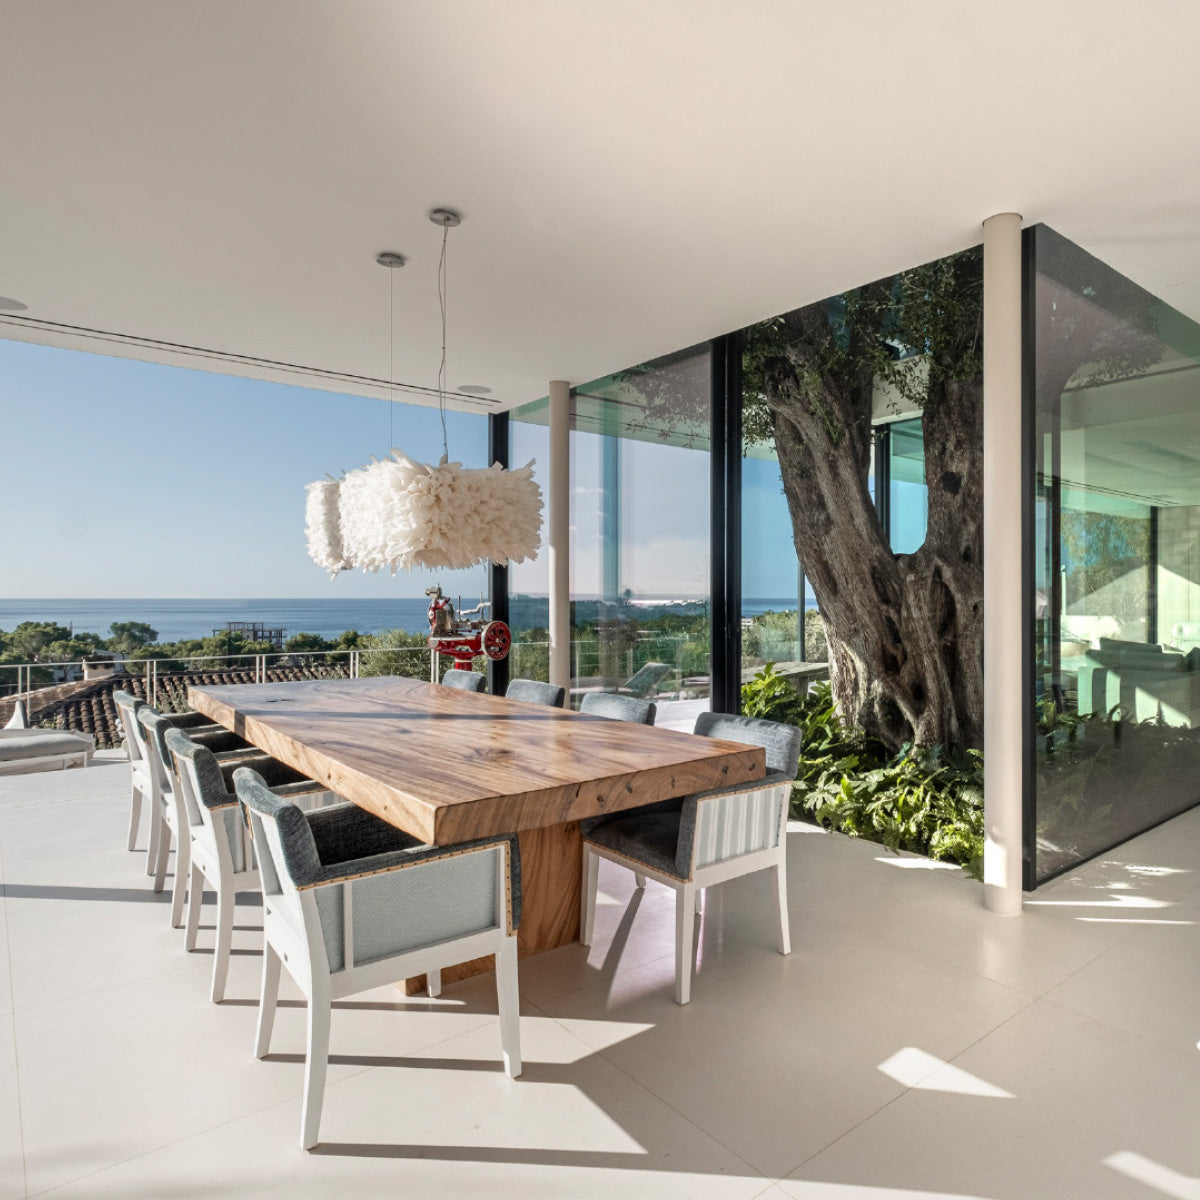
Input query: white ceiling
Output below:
<box><xmin>3</xmin><ymin>0</ymin><xmax>1200</xmax><ymax>413</ymax></box>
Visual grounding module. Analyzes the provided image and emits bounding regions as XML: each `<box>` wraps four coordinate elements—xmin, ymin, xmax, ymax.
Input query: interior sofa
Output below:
<box><xmin>1074</xmin><ymin>637</ymin><xmax>1200</xmax><ymax>728</ymax></box>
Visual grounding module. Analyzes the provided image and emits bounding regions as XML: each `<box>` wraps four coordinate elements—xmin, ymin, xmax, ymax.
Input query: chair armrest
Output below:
<box><xmin>218</xmin><ymin>753</ymin><xmax>308</xmax><ymax>792</ymax></box>
<box><xmin>272</xmin><ymin>780</ymin><xmax>338</xmax><ymax>801</ymax></box>
<box><xmin>162</xmin><ymin>713</ymin><xmax>251</xmax><ymax>751</ymax></box>
<box><xmin>161</xmin><ymin>711</ymin><xmax>219</xmax><ymax>730</ymax></box>
<box><xmin>301</xmin><ymin>833</ymin><xmax>516</xmax><ymax>887</ymax></box>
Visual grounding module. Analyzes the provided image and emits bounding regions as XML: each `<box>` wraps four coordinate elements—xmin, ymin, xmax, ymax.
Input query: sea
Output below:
<box><xmin>0</xmin><ymin>597</ymin><xmax>813</xmax><ymax>643</ymax></box>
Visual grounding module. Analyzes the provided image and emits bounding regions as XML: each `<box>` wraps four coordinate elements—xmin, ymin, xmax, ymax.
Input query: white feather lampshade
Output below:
<box><xmin>304</xmin><ymin>478</ymin><xmax>350</xmax><ymax>578</ymax></box>
<box><xmin>305</xmin><ymin>452</ymin><xmax>543</xmax><ymax>575</ymax></box>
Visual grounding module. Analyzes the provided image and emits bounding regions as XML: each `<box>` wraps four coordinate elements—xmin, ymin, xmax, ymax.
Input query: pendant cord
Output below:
<box><xmin>388</xmin><ymin>266</ymin><xmax>395</xmax><ymax>452</ymax></box>
<box><xmin>437</xmin><ymin>222</ymin><xmax>450</xmax><ymax>462</ymax></box>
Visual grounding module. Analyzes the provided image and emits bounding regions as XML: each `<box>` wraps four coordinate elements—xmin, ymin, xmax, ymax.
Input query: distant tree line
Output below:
<box><xmin>0</xmin><ymin>620</ymin><xmax>366</xmax><ymax>688</ymax></box>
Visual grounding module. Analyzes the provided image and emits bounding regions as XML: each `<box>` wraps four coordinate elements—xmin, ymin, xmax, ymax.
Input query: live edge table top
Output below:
<box><xmin>187</xmin><ymin>675</ymin><xmax>766</xmax><ymax>846</ymax></box>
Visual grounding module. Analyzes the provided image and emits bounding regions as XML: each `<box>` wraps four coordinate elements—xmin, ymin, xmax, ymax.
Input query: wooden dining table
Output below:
<box><xmin>187</xmin><ymin>675</ymin><xmax>766</xmax><ymax>989</ymax></box>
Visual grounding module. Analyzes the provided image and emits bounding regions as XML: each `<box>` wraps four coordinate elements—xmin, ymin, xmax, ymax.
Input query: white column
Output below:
<box><xmin>982</xmin><ymin>211</ymin><xmax>1024</xmax><ymax>916</ymax></box>
<box><xmin>548</xmin><ymin>380</ymin><xmax>571</xmax><ymax>695</ymax></box>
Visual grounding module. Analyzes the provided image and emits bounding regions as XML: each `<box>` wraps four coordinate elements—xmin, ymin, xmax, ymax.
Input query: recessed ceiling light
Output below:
<box><xmin>0</xmin><ymin>296</ymin><xmax>27</xmax><ymax>312</ymax></box>
<box><xmin>458</xmin><ymin>384</ymin><xmax>492</xmax><ymax>395</ymax></box>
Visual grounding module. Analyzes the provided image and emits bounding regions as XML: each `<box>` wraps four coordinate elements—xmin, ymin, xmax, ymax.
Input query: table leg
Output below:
<box><xmin>405</xmin><ymin>820</ymin><xmax>583</xmax><ymax>995</ymax></box>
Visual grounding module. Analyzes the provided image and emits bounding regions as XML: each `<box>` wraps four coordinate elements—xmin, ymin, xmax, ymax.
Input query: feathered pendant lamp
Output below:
<box><xmin>305</xmin><ymin>209</ymin><xmax>543</xmax><ymax>577</ymax></box>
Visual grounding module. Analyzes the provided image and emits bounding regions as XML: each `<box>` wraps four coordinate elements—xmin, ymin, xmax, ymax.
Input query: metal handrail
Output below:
<box><xmin>0</xmin><ymin>642</ymin><xmax>556</xmax><ymax>707</ymax></box>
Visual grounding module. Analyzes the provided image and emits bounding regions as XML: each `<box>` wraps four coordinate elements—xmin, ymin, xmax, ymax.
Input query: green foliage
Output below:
<box><xmin>357</xmin><ymin>628</ymin><xmax>444</xmax><ymax>680</ymax></box>
<box><xmin>740</xmin><ymin>663</ymin><xmax>806</xmax><ymax>724</ymax></box>
<box><xmin>509</xmin><ymin>633</ymin><xmax>550</xmax><ymax>684</ymax></box>
<box><xmin>285</xmin><ymin>632</ymin><xmax>333</xmax><ymax>653</ymax></box>
<box><xmin>743</xmin><ymin>674</ymin><xmax>985</xmax><ymax>878</ymax></box>
<box><xmin>107</xmin><ymin>621</ymin><xmax>158</xmax><ymax>652</ymax></box>
<box><xmin>741</xmin><ymin>248</ymin><xmax>985</xmax><ymax>449</ymax></box>
<box><xmin>742</xmin><ymin>609</ymin><xmax>827</xmax><ymax>668</ymax></box>
<box><xmin>0</xmin><ymin>621</ymin><xmax>77</xmax><ymax>661</ymax></box>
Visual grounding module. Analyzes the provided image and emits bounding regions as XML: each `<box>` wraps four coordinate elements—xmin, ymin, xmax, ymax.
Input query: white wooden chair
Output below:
<box><xmin>580</xmin><ymin>712</ymin><xmax>802</xmax><ymax>1004</ymax></box>
<box><xmin>113</xmin><ymin>690</ymin><xmax>153</xmax><ymax>861</ymax></box>
<box><xmin>165</xmin><ymin>728</ymin><xmax>334</xmax><ymax>1003</ymax></box>
<box><xmin>137</xmin><ymin>707</ymin><xmax>262</xmax><ymax>926</ymax></box>
<box><xmin>234</xmin><ymin>765</ymin><xmax>523</xmax><ymax>1150</ymax></box>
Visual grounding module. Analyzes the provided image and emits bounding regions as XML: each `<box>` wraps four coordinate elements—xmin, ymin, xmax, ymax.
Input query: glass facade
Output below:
<box><xmin>740</xmin><ymin>443</ymin><xmax>825</xmax><ymax>672</ymax></box>
<box><xmin>503</xmin><ymin>227</ymin><xmax>1200</xmax><ymax>886</ymax></box>
<box><xmin>1029</xmin><ymin>225</ymin><xmax>1200</xmax><ymax>882</ymax></box>
<box><xmin>510</xmin><ymin>346</ymin><xmax>713</xmax><ymax>721</ymax></box>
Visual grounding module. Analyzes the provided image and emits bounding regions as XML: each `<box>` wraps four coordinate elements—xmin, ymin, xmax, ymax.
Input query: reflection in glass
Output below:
<box><xmin>509</xmin><ymin>348</ymin><xmax>713</xmax><ymax>723</ymax></box>
<box><xmin>888</xmin><ymin>418</ymin><xmax>928</xmax><ymax>554</ymax></box>
<box><xmin>1031</xmin><ymin>224</ymin><xmax>1200</xmax><ymax>881</ymax></box>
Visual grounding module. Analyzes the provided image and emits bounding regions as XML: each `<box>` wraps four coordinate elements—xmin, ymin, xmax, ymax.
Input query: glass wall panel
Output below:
<box><xmin>571</xmin><ymin>347</ymin><xmax>712</xmax><ymax>727</ymax></box>
<box><xmin>1031</xmin><ymin>224</ymin><xmax>1200</xmax><ymax>881</ymax></box>
<box><xmin>509</xmin><ymin>347</ymin><xmax>713</xmax><ymax>723</ymax></box>
<box><xmin>740</xmin><ymin>447</ymin><xmax>823</xmax><ymax>671</ymax></box>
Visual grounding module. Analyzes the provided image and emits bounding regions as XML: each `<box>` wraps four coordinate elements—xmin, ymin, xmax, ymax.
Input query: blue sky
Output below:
<box><xmin>0</xmin><ymin>338</ymin><xmax>490</xmax><ymax>599</ymax></box>
<box><xmin>0</xmin><ymin>337</ymin><xmax>801</xmax><ymax>601</ymax></box>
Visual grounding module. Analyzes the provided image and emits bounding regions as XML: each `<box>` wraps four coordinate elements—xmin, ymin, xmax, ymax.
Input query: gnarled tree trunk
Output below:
<box><xmin>762</xmin><ymin>323</ymin><xmax>983</xmax><ymax>752</ymax></box>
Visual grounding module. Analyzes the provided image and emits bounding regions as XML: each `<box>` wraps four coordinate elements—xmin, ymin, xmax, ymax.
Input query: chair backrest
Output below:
<box><xmin>693</xmin><ymin>711</ymin><xmax>802</xmax><ymax>779</ymax></box>
<box><xmin>165</xmin><ymin>726</ymin><xmax>226</xmax><ymax>824</ymax></box>
<box><xmin>137</xmin><ymin>706</ymin><xmax>179</xmax><ymax>804</ymax></box>
<box><xmin>4</xmin><ymin>700</ymin><xmax>29</xmax><ymax>729</ymax></box>
<box><xmin>234</xmin><ymin>767</ymin><xmax>323</xmax><ymax>959</ymax></box>
<box><xmin>442</xmin><ymin>668</ymin><xmax>487</xmax><ymax>694</ymax></box>
<box><xmin>580</xmin><ymin>691</ymin><xmax>656</xmax><ymax>725</ymax></box>
<box><xmin>506</xmin><ymin>678</ymin><xmax>565</xmax><ymax>708</ymax></box>
<box><xmin>678</xmin><ymin>712</ymin><xmax>803</xmax><ymax>875</ymax></box>
<box><xmin>166</xmin><ymin>727</ymin><xmax>250</xmax><ymax>873</ymax></box>
<box><xmin>112</xmin><ymin>689</ymin><xmax>145</xmax><ymax>761</ymax></box>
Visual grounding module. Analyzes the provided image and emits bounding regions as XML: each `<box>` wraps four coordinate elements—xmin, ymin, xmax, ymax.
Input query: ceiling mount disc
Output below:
<box><xmin>428</xmin><ymin>208</ymin><xmax>462</xmax><ymax>228</ymax></box>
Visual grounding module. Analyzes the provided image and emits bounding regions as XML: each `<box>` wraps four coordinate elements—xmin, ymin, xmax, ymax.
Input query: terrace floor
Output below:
<box><xmin>1</xmin><ymin>753</ymin><xmax>1199</xmax><ymax>1199</ymax></box>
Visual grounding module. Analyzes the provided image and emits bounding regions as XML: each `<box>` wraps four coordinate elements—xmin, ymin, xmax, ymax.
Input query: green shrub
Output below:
<box><xmin>740</xmin><ymin>662</ymin><xmax>806</xmax><ymax>724</ymax></box>
<box><xmin>743</xmin><ymin>672</ymin><xmax>984</xmax><ymax>878</ymax></box>
<box><xmin>357</xmin><ymin>629</ymin><xmax>441</xmax><ymax>680</ymax></box>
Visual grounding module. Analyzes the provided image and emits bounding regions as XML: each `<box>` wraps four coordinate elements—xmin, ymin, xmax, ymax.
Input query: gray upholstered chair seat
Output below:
<box><xmin>225</xmin><ymin>754</ymin><xmax>310</xmax><ymax>791</ymax></box>
<box><xmin>583</xmin><ymin>807</ymin><xmax>687</xmax><ymax>878</ymax></box>
<box><xmin>186</xmin><ymin>726</ymin><xmax>252</xmax><ymax>753</ymax></box>
<box><xmin>165</xmin><ymin>710</ymin><xmax>250</xmax><ymax>746</ymax></box>
<box><xmin>305</xmin><ymin>801</ymin><xmax>423</xmax><ymax>865</ymax></box>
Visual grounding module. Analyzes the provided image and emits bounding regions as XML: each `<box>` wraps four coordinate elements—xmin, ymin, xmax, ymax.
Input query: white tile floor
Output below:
<box><xmin>1</xmin><ymin>753</ymin><xmax>1198</xmax><ymax>1198</ymax></box>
